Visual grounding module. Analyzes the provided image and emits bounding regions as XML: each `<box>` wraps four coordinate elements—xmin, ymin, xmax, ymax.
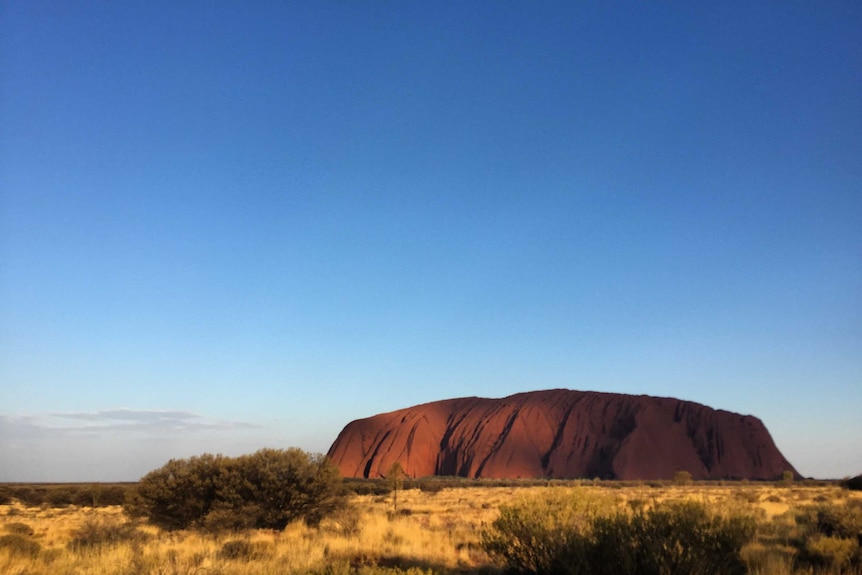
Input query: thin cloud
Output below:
<box><xmin>49</xmin><ymin>408</ymin><xmax>200</xmax><ymax>423</ymax></box>
<box><xmin>1</xmin><ymin>410</ymin><xmax>260</xmax><ymax>439</ymax></box>
<box><xmin>0</xmin><ymin>415</ymin><xmax>52</xmax><ymax>440</ymax></box>
<box><xmin>0</xmin><ymin>412</ymin><xmax>275</xmax><ymax>482</ymax></box>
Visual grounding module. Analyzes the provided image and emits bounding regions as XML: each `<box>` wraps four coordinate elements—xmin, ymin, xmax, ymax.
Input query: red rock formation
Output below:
<box><xmin>327</xmin><ymin>389</ymin><xmax>798</xmax><ymax>480</ymax></box>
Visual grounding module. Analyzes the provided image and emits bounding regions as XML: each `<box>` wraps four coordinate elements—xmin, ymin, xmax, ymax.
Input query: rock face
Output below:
<box><xmin>327</xmin><ymin>389</ymin><xmax>798</xmax><ymax>480</ymax></box>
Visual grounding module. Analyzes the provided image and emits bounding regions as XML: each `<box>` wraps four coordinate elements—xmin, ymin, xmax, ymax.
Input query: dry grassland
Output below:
<box><xmin>1</xmin><ymin>482</ymin><xmax>858</xmax><ymax>575</ymax></box>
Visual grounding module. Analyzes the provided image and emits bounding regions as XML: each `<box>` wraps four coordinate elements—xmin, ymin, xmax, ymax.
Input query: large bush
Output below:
<box><xmin>126</xmin><ymin>453</ymin><xmax>228</xmax><ymax>530</ymax></box>
<box><xmin>482</xmin><ymin>490</ymin><xmax>755</xmax><ymax>575</ymax></box>
<box><xmin>126</xmin><ymin>448</ymin><xmax>344</xmax><ymax>531</ymax></box>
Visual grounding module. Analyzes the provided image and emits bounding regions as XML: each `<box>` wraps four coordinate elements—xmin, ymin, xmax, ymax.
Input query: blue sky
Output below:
<box><xmin>1</xmin><ymin>1</ymin><xmax>860</xmax><ymax>482</ymax></box>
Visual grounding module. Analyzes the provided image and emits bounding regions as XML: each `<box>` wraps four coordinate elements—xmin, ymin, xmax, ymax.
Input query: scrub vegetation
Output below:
<box><xmin>1</xmin><ymin>473</ymin><xmax>860</xmax><ymax>575</ymax></box>
<box><xmin>125</xmin><ymin>449</ymin><xmax>344</xmax><ymax>531</ymax></box>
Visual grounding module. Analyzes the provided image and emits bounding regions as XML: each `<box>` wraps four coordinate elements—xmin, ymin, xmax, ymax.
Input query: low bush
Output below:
<box><xmin>740</xmin><ymin>541</ymin><xmax>797</xmax><ymax>574</ymax></box>
<box><xmin>67</xmin><ymin>517</ymin><xmax>148</xmax><ymax>550</ymax></box>
<box><xmin>482</xmin><ymin>491</ymin><xmax>755</xmax><ymax>575</ymax></box>
<box><xmin>0</xmin><ymin>533</ymin><xmax>41</xmax><ymax>558</ymax></box>
<box><xmin>417</xmin><ymin>481</ymin><xmax>444</xmax><ymax>494</ymax></box>
<box><xmin>792</xmin><ymin>501</ymin><xmax>862</xmax><ymax>571</ymax></box>
<box><xmin>803</xmin><ymin>535</ymin><xmax>859</xmax><ymax>571</ymax></box>
<box><xmin>481</xmin><ymin>489</ymin><xmax>616</xmax><ymax>575</ymax></box>
<box><xmin>673</xmin><ymin>470</ymin><xmax>693</xmax><ymax>485</ymax></box>
<box><xmin>344</xmin><ymin>480</ymin><xmax>393</xmax><ymax>496</ymax></box>
<box><xmin>591</xmin><ymin>501</ymin><xmax>755</xmax><ymax>575</ymax></box>
<box><xmin>218</xmin><ymin>539</ymin><xmax>254</xmax><ymax>560</ymax></box>
<box><xmin>217</xmin><ymin>539</ymin><xmax>274</xmax><ymax>561</ymax></box>
<box><xmin>321</xmin><ymin>505</ymin><xmax>363</xmax><ymax>538</ymax></box>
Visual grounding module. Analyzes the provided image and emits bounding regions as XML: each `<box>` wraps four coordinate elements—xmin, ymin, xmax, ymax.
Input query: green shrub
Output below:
<box><xmin>127</xmin><ymin>448</ymin><xmax>345</xmax><ymax>531</ymax></box>
<box><xmin>235</xmin><ymin>448</ymin><xmax>344</xmax><ymax>528</ymax></box>
<box><xmin>0</xmin><ymin>533</ymin><xmax>41</xmax><ymax>558</ymax></box>
<box><xmin>417</xmin><ymin>481</ymin><xmax>444</xmax><ymax>494</ymax></box>
<box><xmin>125</xmin><ymin>453</ymin><xmax>229</xmax><ymax>530</ymax></box>
<box><xmin>46</xmin><ymin>487</ymin><xmax>74</xmax><ymax>507</ymax></box>
<box><xmin>481</xmin><ymin>489</ymin><xmax>615</xmax><ymax>575</ymax></box>
<box><xmin>673</xmin><ymin>470</ymin><xmax>693</xmax><ymax>485</ymax></box>
<box><xmin>345</xmin><ymin>481</ymin><xmax>393</xmax><ymax>496</ymax></box>
<box><xmin>76</xmin><ymin>487</ymin><xmax>105</xmax><ymax>506</ymax></box>
<box><xmin>482</xmin><ymin>491</ymin><xmax>755</xmax><ymax>575</ymax></box>
<box><xmin>100</xmin><ymin>484</ymin><xmax>131</xmax><ymax>506</ymax></box>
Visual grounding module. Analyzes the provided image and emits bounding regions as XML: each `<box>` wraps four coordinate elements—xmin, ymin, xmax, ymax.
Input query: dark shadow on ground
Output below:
<box><xmin>341</xmin><ymin>552</ymin><xmax>503</xmax><ymax>575</ymax></box>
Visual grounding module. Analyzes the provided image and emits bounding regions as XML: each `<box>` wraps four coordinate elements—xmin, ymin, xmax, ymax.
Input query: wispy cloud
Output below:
<box><xmin>0</xmin><ymin>410</ymin><xmax>274</xmax><ymax>482</ymax></box>
<box><xmin>0</xmin><ymin>415</ymin><xmax>52</xmax><ymax>440</ymax></box>
<box><xmin>1</xmin><ymin>409</ymin><xmax>260</xmax><ymax>438</ymax></box>
<box><xmin>50</xmin><ymin>408</ymin><xmax>199</xmax><ymax>422</ymax></box>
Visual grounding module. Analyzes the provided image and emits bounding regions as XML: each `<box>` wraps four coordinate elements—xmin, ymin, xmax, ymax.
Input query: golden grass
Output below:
<box><xmin>1</xmin><ymin>483</ymin><xmax>858</xmax><ymax>575</ymax></box>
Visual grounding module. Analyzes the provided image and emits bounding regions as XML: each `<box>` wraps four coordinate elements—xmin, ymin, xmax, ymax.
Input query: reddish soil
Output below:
<box><xmin>327</xmin><ymin>389</ymin><xmax>798</xmax><ymax>480</ymax></box>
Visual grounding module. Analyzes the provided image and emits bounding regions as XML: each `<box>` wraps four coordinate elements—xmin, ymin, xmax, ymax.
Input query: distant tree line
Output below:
<box><xmin>341</xmin><ymin>475</ymin><xmax>835</xmax><ymax>495</ymax></box>
<box><xmin>1</xmin><ymin>473</ymin><xmax>842</xmax><ymax>512</ymax></box>
<box><xmin>0</xmin><ymin>483</ymin><xmax>129</xmax><ymax>508</ymax></box>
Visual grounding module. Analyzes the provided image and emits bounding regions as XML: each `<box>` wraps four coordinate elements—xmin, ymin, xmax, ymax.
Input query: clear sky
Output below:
<box><xmin>1</xmin><ymin>1</ymin><xmax>860</xmax><ymax>482</ymax></box>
